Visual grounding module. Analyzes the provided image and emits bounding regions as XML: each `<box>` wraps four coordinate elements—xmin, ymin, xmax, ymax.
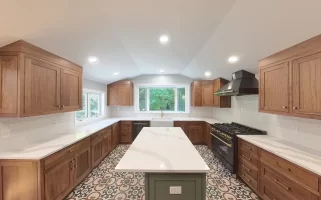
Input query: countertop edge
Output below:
<box><xmin>237</xmin><ymin>135</ymin><xmax>321</xmax><ymax>176</ymax></box>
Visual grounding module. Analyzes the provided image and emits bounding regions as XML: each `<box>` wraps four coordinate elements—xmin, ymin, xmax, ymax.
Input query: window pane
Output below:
<box><xmin>178</xmin><ymin>88</ymin><xmax>186</xmax><ymax>112</ymax></box>
<box><xmin>149</xmin><ymin>88</ymin><xmax>175</xmax><ymax>111</ymax></box>
<box><xmin>139</xmin><ymin>88</ymin><xmax>147</xmax><ymax>111</ymax></box>
<box><xmin>89</xmin><ymin>93</ymin><xmax>101</xmax><ymax>117</ymax></box>
<box><xmin>76</xmin><ymin>93</ymin><xmax>88</xmax><ymax>121</ymax></box>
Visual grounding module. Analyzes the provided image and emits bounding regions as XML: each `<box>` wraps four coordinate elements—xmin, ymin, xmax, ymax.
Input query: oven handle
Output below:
<box><xmin>210</xmin><ymin>133</ymin><xmax>232</xmax><ymax>147</ymax></box>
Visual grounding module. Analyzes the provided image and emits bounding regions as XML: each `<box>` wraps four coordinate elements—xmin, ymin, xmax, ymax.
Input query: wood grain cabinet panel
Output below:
<box><xmin>24</xmin><ymin>57</ymin><xmax>61</xmax><ymax>116</ymax></box>
<box><xmin>120</xmin><ymin>121</ymin><xmax>133</xmax><ymax>144</ymax></box>
<box><xmin>0</xmin><ymin>40</ymin><xmax>83</xmax><ymax>118</ymax></box>
<box><xmin>173</xmin><ymin>121</ymin><xmax>188</xmax><ymax>135</ymax></box>
<box><xmin>61</xmin><ymin>69</ymin><xmax>82</xmax><ymax>112</ymax></box>
<box><xmin>213</xmin><ymin>78</ymin><xmax>231</xmax><ymax>108</ymax></box>
<box><xmin>45</xmin><ymin>158</ymin><xmax>74</xmax><ymax>200</ymax></box>
<box><xmin>292</xmin><ymin>52</ymin><xmax>321</xmax><ymax>117</ymax></box>
<box><xmin>74</xmin><ymin>145</ymin><xmax>91</xmax><ymax>185</ymax></box>
<box><xmin>188</xmin><ymin>122</ymin><xmax>204</xmax><ymax>144</ymax></box>
<box><xmin>91</xmin><ymin>139</ymin><xmax>103</xmax><ymax>168</ymax></box>
<box><xmin>191</xmin><ymin>81</ymin><xmax>202</xmax><ymax>106</ymax></box>
<box><xmin>0</xmin><ymin>56</ymin><xmax>18</xmax><ymax>117</ymax></box>
<box><xmin>102</xmin><ymin>127</ymin><xmax>112</xmax><ymax>157</ymax></box>
<box><xmin>202</xmin><ymin>81</ymin><xmax>214</xmax><ymax>106</ymax></box>
<box><xmin>107</xmin><ymin>81</ymin><xmax>133</xmax><ymax>106</ymax></box>
<box><xmin>260</xmin><ymin>62</ymin><xmax>289</xmax><ymax>113</ymax></box>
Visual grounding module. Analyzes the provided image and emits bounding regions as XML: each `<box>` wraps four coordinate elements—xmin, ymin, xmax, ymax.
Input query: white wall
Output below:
<box><xmin>109</xmin><ymin>74</ymin><xmax>214</xmax><ymax>118</ymax></box>
<box><xmin>0</xmin><ymin>78</ymin><xmax>108</xmax><ymax>150</ymax></box>
<box><xmin>213</xmin><ymin>95</ymin><xmax>321</xmax><ymax>151</ymax></box>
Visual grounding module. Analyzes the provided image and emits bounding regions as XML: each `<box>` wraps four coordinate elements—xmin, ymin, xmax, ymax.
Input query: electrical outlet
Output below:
<box><xmin>169</xmin><ymin>186</ymin><xmax>182</xmax><ymax>195</ymax></box>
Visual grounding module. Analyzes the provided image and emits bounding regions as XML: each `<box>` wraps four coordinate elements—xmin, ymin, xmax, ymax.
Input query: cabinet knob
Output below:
<box><xmin>56</xmin><ymin>105</ymin><xmax>61</xmax><ymax>108</ymax></box>
<box><xmin>61</xmin><ymin>105</ymin><xmax>65</xmax><ymax>108</ymax></box>
<box><xmin>293</xmin><ymin>107</ymin><xmax>298</xmax><ymax>110</ymax></box>
<box><xmin>282</xmin><ymin>106</ymin><xmax>287</xmax><ymax>109</ymax></box>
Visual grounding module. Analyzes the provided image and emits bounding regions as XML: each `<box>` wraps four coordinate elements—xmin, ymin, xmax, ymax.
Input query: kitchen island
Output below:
<box><xmin>115</xmin><ymin>127</ymin><xmax>210</xmax><ymax>200</ymax></box>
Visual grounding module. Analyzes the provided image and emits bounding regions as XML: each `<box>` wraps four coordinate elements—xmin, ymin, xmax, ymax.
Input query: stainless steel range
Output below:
<box><xmin>210</xmin><ymin>122</ymin><xmax>266</xmax><ymax>174</ymax></box>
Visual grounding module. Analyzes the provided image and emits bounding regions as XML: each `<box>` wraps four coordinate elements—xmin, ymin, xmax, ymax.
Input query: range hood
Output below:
<box><xmin>214</xmin><ymin>70</ymin><xmax>258</xmax><ymax>96</ymax></box>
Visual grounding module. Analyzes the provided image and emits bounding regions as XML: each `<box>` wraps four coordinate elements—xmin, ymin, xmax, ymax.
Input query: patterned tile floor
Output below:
<box><xmin>66</xmin><ymin>145</ymin><xmax>259</xmax><ymax>200</ymax></box>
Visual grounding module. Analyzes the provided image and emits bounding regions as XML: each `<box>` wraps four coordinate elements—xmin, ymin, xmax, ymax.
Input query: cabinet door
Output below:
<box><xmin>45</xmin><ymin>158</ymin><xmax>73</xmax><ymax>200</ymax></box>
<box><xmin>202</xmin><ymin>81</ymin><xmax>213</xmax><ymax>106</ymax></box>
<box><xmin>102</xmin><ymin>128</ymin><xmax>112</xmax><ymax>156</ymax></box>
<box><xmin>0</xmin><ymin>56</ymin><xmax>18</xmax><ymax>116</ymax></box>
<box><xmin>91</xmin><ymin>139</ymin><xmax>103</xmax><ymax>168</ymax></box>
<box><xmin>292</xmin><ymin>52</ymin><xmax>321</xmax><ymax>117</ymax></box>
<box><xmin>260</xmin><ymin>62</ymin><xmax>289</xmax><ymax>113</ymax></box>
<box><xmin>173</xmin><ymin>121</ymin><xmax>188</xmax><ymax>136</ymax></box>
<box><xmin>213</xmin><ymin>79</ymin><xmax>220</xmax><ymax>107</ymax></box>
<box><xmin>118</xmin><ymin>85</ymin><xmax>132</xmax><ymax>106</ymax></box>
<box><xmin>191</xmin><ymin>82</ymin><xmax>202</xmax><ymax>106</ymax></box>
<box><xmin>61</xmin><ymin>69</ymin><xmax>82</xmax><ymax>112</ymax></box>
<box><xmin>188</xmin><ymin>123</ymin><xmax>204</xmax><ymax>144</ymax></box>
<box><xmin>24</xmin><ymin>57</ymin><xmax>61</xmax><ymax>116</ymax></box>
<box><xmin>206</xmin><ymin>123</ymin><xmax>212</xmax><ymax>148</ymax></box>
<box><xmin>74</xmin><ymin>146</ymin><xmax>91</xmax><ymax>185</ymax></box>
<box><xmin>108</xmin><ymin>86</ymin><xmax>118</xmax><ymax>105</ymax></box>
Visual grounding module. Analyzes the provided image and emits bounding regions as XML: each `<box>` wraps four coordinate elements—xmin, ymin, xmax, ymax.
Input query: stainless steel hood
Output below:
<box><xmin>214</xmin><ymin>70</ymin><xmax>258</xmax><ymax>96</ymax></box>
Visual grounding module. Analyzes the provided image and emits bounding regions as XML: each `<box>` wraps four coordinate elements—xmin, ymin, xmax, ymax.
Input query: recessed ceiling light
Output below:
<box><xmin>160</xmin><ymin>69</ymin><xmax>165</xmax><ymax>73</ymax></box>
<box><xmin>228</xmin><ymin>56</ymin><xmax>239</xmax><ymax>63</ymax></box>
<box><xmin>113</xmin><ymin>72</ymin><xmax>119</xmax><ymax>76</ymax></box>
<box><xmin>88</xmin><ymin>56</ymin><xmax>99</xmax><ymax>64</ymax></box>
<box><xmin>159</xmin><ymin>35</ymin><xmax>169</xmax><ymax>45</ymax></box>
<box><xmin>204</xmin><ymin>71</ymin><xmax>212</xmax><ymax>77</ymax></box>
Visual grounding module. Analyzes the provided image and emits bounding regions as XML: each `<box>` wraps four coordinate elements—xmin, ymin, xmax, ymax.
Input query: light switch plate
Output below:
<box><xmin>169</xmin><ymin>186</ymin><xmax>182</xmax><ymax>194</ymax></box>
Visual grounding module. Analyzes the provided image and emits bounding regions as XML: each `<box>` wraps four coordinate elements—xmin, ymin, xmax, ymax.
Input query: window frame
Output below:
<box><xmin>134</xmin><ymin>84</ymin><xmax>190</xmax><ymax>113</ymax></box>
<box><xmin>75</xmin><ymin>88</ymin><xmax>105</xmax><ymax>124</ymax></box>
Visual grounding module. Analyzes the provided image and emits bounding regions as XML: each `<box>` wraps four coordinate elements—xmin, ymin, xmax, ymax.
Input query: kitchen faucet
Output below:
<box><xmin>160</xmin><ymin>110</ymin><xmax>164</xmax><ymax>118</ymax></box>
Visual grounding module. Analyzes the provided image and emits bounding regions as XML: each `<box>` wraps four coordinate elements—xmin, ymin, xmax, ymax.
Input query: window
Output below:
<box><xmin>137</xmin><ymin>86</ymin><xmax>189</xmax><ymax>113</ymax></box>
<box><xmin>76</xmin><ymin>89</ymin><xmax>104</xmax><ymax>122</ymax></box>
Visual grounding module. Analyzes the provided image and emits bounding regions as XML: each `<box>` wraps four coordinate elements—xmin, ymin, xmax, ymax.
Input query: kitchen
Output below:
<box><xmin>1</xmin><ymin>1</ymin><xmax>321</xmax><ymax>200</ymax></box>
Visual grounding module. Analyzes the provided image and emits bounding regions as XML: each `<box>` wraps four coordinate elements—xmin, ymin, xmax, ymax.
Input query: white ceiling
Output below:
<box><xmin>1</xmin><ymin>0</ymin><xmax>321</xmax><ymax>84</ymax></box>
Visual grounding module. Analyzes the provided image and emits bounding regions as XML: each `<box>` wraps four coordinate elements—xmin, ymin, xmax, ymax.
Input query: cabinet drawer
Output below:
<box><xmin>239</xmin><ymin>150</ymin><xmax>258</xmax><ymax>168</ymax></box>
<box><xmin>239</xmin><ymin>139</ymin><xmax>258</xmax><ymax>158</ymax></box>
<box><xmin>260</xmin><ymin>150</ymin><xmax>319</xmax><ymax>191</ymax></box>
<box><xmin>44</xmin><ymin>137</ymin><xmax>90</xmax><ymax>170</ymax></box>
<box><xmin>261</xmin><ymin>164</ymin><xmax>319</xmax><ymax>200</ymax></box>
<box><xmin>239</xmin><ymin>159</ymin><xmax>258</xmax><ymax>180</ymax></box>
<box><xmin>260</xmin><ymin>179</ymin><xmax>293</xmax><ymax>200</ymax></box>
<box><xmin>239</xmin><ymin>168</ymin><xmax>258</xmax><ymax>191</ymax></box>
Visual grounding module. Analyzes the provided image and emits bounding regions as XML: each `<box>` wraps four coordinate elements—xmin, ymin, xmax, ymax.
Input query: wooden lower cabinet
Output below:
<box><xmin>74</xmin><ymin>145</ymin><xmax>91</xmax><ymax>185</ymax></box>
<box><xmin>91</xmin><ymin>138</ymin><xmax>103</xmax><ymax>168</ymax></box>
<box><xmin>112</xmin><ymin>122</ymin><xmax>120</xmax><ymax>148</ymax></box>
<box><xmin>173</xmin><ymin>121</ymin><xmax>188</xmax><ymax>135</ymax></box>
<box><xmin>120</xmin><ymin>121</ymin><xmax>133</xmax><ymax>144</ymax></box>
<box><xmin>238</xmin><ymin>138</ymin><xmax>321</xmax><ymax>200</ymax></box>
<box><xmin>44</xmin><ymin>158</ymin><xmax>74</xmax><ymax>200</ymax></box>
<box><xmin>188</xmin><ymin>122</ymin><xmax>204</xmax><ymax>144</ymax></box>
<box><xmin>102</xmin><ymin>127</ymin><xmax>112</xmax><ymax>157</ymax></box>
<box><xmin>205</xmin><ymin>123</ymin><xmax>212</xmax><ymax>148</ymax></box>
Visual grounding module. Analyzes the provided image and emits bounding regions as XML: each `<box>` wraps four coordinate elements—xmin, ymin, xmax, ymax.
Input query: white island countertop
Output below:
<box><xmin>238</xmin><ymin>135</ymin><xmax>321</xmax><ymax>176</ymax></box>
<box><xmin>115</xmin><ymin>127</ymin><xmax>210</xmax><ymax>173</ymax></box>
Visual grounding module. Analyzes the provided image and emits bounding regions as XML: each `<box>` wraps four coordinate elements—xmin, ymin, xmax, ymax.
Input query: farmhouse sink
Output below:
<box><xmin>150</xmin><ymin>118</ymin><xmax>174</xmax><ymax>127</ymax></box>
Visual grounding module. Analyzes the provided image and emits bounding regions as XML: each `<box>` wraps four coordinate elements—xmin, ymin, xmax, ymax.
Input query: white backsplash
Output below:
<box><xmin>110</xmin><ymin>106</ymin><xmax>214</xmax><ymax>118</ymax></box>
<box><xmin>213</xmin><ymin>95</ymin><xmax>321</xmax><ymax>151</ymax></box>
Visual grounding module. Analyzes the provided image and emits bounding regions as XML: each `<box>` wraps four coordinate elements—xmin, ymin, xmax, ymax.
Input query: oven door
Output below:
<box><xmin>211</xmin><ymin>132</ymin><xmax>234</xmax><ymax>165</ymax></box>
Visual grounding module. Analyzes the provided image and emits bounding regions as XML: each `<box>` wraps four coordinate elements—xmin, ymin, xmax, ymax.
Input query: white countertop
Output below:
<box><xmin>238</xmin><ymin>135</ymin><xmax>321</xmax><ymax>176</ymax></box>
<box><xmin>115</xmin><ymin>127</ymin><xmax>210</xmax><ymax>173</ymax></box>
<box><xmin>0</xmin><ymin>117</ymin><xmax>221</xmax><ymax>160</ymax></box>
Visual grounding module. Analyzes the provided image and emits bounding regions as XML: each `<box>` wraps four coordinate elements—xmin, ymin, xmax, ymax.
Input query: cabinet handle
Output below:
<box><xmin>242</xmin><ymin>145</ymin><xmax>251</xmax><ymax>151</ymax></box>
<box><xmin>274</xmin><ymin>178</ymin><xmax>290</xmax><ymax>191</ymax></box>
<box><xmin>242</xmin><ymin>155</ymin><xmax>251</xmax><ymax>161</ymax></box>
<box><xmin>282</xmin><ymin>106</ymin><xmax>287</xmax><ymax>109</ymax></box>
<box><xmin>61</xmin><ymin>105</ymin><xmax>65</xmax><ymax>108</ymax></box>
<box><xmin>69</xmin><ymin>147</ymin><xmax>78</xmax><ymax>153</ymax></box>
<box><xmin>242</xmin><ymin>164</ymin><xmax>251</xmax><ymax>172</ymax></box>
<box><xmin>293</xmin><ymin>107</ymin><xmax>298</xmax><ymax>110</ymax></box>
<box><xmin>242</xmin><ymin>174</ymin><xmax>251</xmax><ymax>182</ymax></box>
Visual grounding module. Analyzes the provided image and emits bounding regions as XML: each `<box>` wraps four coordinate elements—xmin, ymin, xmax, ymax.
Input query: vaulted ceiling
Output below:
<box><xmin>1</xmin><ymin>0</ymin><xmax>321</xmax><ymax>84</ymax></box>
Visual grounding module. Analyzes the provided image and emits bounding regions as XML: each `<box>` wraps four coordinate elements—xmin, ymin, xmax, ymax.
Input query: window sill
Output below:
<box><xmin>134</xmin><ymin>111</ymin><xmax>189</xmax><ymax>114</ymax></box>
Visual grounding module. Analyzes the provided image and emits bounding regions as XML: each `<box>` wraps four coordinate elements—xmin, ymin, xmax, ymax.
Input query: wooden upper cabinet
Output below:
<box><xmin>107</xmin><ymin>80</ymin><xmax>133</xmax><ymax>106</ymax></box>
<box><xmin>191</xmin><ymin>81</ymin><xmax>202</xmax><ymax>106</ymax></box>
<box><xmin>0</xmin><ymin>56</ymin><xmax>18</xmax><ymax>117</ymax></box>
<box><xmin>292</xmin><ymin>52</ymin><xmax>321</xmax><ymax>117</ymax></box>
<box><xmin>24</xmin><ymin>57</ymin><xmax>61</xmax><ymax>116</ymax></box>
<box><xmin>260</xmin><ymin>62</ymin><xmax>289</xmax><ymax>113</ymax></box>
<box><xmin>61</xmin><ymin>69</ymin><xmax>82</xmax><ymax>111</ymax></box>
<box><xmin>259</xmin><ymin>34</ymin><xmax>321</xmax><ymax>120</ymax></box>
<box><xmin>213</xmin><ymin>78</ymin><xmax>231</xmax><ymax>108</ymax></box>
<box><xmin>201</xmin><ymin>81</ymin><xmax>213</xmax><ymax>106</ymax></box>
<box><xmin>0</xmin><ymin>40</ymin><xmax>83</xmax><ymax>118</ymax></box>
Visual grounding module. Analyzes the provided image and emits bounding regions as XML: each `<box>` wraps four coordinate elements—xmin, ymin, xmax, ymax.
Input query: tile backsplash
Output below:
<box><xmin>213</xmin><ymin>95</ymin><xmax>321</xmax><ymax>151</ymax></box>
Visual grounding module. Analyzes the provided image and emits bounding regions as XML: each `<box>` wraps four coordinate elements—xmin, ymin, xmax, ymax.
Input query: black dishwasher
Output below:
<box><xmin>132</xmin><ymin>121</ymin><xmax>150</xmax><ymax>140</ymax></box>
